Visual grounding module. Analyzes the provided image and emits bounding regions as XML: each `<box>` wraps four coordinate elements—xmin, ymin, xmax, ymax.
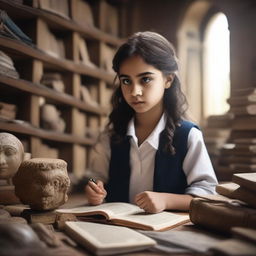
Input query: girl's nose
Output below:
<box><xmin>131</xmin><ymin>85</ymin><xmax>143</xmax><ymax>97</ymax></box>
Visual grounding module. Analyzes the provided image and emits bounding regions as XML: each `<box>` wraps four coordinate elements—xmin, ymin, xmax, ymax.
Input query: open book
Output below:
<box><xmin>56</xmin><ymin>202</ymin><xmax>189</xmax><ymax>231</ymax></box>
<box><xmin>64</xmin><ymin>221</ymin><xmax>156</xmax><ymax>256</ymax></box>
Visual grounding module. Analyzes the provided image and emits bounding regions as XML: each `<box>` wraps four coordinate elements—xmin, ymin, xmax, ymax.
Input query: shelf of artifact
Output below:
<box><xmin>0</xmin><ymin>118</ymin><xmax>96</xmax><ymax>146</ymax></box>
<box><xmin>0</xmin><ymin>0</ymin><xmax>124</xmax><ymax>47</ymax></box>
<box><xmin>0</xmin><ymin>36</ymin><xmax>114</xmax><ymax>85</ymax></box>
<box><xmin>0</xmin><ymin>74</ymin><xmax>109</xmax><ymax>116</ymax></box>
<box><xmin>27</xmin><ymin>135</ymin><xmax>90</xmax><ymax>176</ymax></box>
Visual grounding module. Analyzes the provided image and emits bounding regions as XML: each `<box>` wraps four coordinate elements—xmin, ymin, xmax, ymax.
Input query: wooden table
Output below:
<box><xmin>57</xmin><ymin>194</ymin><xmax>225</xmax><ymax>256</ymax></box>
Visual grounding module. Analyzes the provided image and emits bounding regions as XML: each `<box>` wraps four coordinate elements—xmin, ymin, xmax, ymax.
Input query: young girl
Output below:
<box><xmin>85</xmin><ymin>31</ymin><xmax>218</xmax><ymax>213</ymax></box>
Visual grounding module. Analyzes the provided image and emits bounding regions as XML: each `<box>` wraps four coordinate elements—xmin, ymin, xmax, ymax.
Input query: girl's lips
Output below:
<box><xmin>132</xmin><ymin>101</ymin><xmax>145</xmax><ymax>105</ymax></box>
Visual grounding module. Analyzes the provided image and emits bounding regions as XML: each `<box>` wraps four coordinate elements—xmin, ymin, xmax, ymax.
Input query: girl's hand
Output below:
<box><xmin>134</xmin><ymin>191</ymin><xmax>166</xmax><ymax>213</ymax></box>
<box><xmin>85</xmin><ymin>180</ymin><xmax>107</xmax><ymax>205</ymax></box>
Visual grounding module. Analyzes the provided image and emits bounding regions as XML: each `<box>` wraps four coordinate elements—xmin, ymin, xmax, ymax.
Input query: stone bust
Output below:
<box><xmin>0</xmin><ymin>132</ymin><xmax>24</xmax><ymax>183</ymax></box>
<box><xmin>13</xmin><ymin>158</ymin><xmax>70</xmax><ymax>210</ymax></box>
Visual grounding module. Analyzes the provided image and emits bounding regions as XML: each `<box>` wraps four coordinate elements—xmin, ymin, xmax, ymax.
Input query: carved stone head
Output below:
<box><xmin>13</xmin><ymin>158</ymin><xmax>70</xmax><ymax>210</ymax></box>
<box><xmin>0</xmin><ymin>133</ymin><xmax>24</xmax><ymax>181</ymax></box>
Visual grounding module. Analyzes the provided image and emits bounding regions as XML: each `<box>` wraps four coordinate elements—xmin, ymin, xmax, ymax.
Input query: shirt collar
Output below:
<box><xmin>127</xmin><ymin>113</ymin><xmax>166</xmax><ymax>149</ymax></box>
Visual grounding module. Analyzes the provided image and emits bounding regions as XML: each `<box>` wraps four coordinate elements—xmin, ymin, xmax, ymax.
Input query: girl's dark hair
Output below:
<box><xmin>108</xmin><ymin>31</ymin><xmax>188</xmax><ymax>154</ymax></box>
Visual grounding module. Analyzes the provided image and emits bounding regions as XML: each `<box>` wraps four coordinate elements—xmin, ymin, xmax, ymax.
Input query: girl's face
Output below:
<box><xmin>119</xmin><ymin>55</ymin><xmax>172</xmax><ymax>115</ymax></box>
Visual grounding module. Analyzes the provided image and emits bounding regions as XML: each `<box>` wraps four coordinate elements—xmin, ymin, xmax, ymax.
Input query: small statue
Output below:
<box><xmin>0</xmin><ymin>132</ymin><xmax>24</xmax><ymax>184</ymax></box>
<box><xmin>41</xmin><ymin>104</ymin><xmax>66</xmax><ymax>133</ymax></box>
<box><xmin>13</xmin><ymin>158</ymin><xmax>70</xmax><ymax>211</ymax></box>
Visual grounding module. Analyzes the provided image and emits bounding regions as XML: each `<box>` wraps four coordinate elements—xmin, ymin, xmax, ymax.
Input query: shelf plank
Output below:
<box><xmin>0</xmin><ymin>120</ymin><xmax>95</xmax><ymax>145</ymax></box>
<box><xmin>0</xmin><ymin>36</ymin><xmax>114</xmax><ymax>84</ymax></box>
<box><xmin>0</xmin><ymin>0</ymin><xmax>124</xmax><ymax>46</ymax></box>
<box><xmin>0</xmin><ymin>75</ymin><xmax>108</xmax><ymax>115</ymax></box>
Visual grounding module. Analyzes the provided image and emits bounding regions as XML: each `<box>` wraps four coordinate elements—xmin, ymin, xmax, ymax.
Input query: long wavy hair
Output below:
<box><xmin>108</xmin><ymin>31</ymin><xmax>188</xmax><ymax>154</ymax></box>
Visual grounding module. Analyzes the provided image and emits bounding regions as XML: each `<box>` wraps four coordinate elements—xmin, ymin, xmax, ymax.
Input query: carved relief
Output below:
<box><xmin>13</xmin><ymin>158</ymin><xmax>70</xmax><ymax>210</ymax></box>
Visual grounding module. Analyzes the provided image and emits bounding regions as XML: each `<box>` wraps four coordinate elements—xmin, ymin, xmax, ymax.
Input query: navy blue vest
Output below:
<box><xmin>106</xmin><ymin>120</ymin><xmax>198</xmax><ymax>202</ymax></box>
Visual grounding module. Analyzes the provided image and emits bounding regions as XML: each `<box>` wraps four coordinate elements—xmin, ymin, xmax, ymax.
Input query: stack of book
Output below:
<box><xmin>190</xmin><ymin>172</ymin><xmax>256</xmax><ymax>255</ymax></box>
<box><xmin>189</xmin><ymin>172</ymin><xmax>256</xmax><ymax>235</ymax></box>
<box><xmin>215</xmin><ymin>87</ymin><xmax>256</xmax><ymax>181</ymax></box>
<box><xmin>202</xmin><ymin>113</ymin><xmax>232</xmax><ymax>172</ymax></box>
<box><xmin>0</xmin><ymin>50</ymin><xmax>19</xmax><ymax>79</ymax></box>
<box><xmin>216</xmin><ymin>172</ymin><xmax>256</xmax><ymax>209</ymax></box>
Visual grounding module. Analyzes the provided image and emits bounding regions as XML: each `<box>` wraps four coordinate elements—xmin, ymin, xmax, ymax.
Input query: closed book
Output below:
<box><xmin>64</xmin><ymin>221</ymin><xmax>156</xmax><ymax>256</ymax></box>
<box><xmin>230</xmin><ymin>104</ymin><xmax>256</xmax><ymax>115</ymax></box>
<box><xmin>232</xmin><ymin>172</ymin><xmax>256</xmax><ymax>192</ymax></box>
<box><xmin>227</xmin><ymin>94</ymin><xmax>256</xmax><ymax>106</ymax></box>
<box><xmin>189</xmin><ymin>198</ymin><xmax>256</xmax><ymax>234</ymax></box>
<box><xmin>216</xmin><ymin>182</ymin><xmax>256</xmax><ymax>208</ymax></box>
<box><xmin>232</xmin><ymin>116</ymin><xmax>256</xmax><ymax>130</ymax></box>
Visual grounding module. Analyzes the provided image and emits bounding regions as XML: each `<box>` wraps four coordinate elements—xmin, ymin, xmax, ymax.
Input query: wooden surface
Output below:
<box><xmin>0</xmin><ymin>0</ymin><xmax>123</xmax><ymax>46</ymax></box>
<box><xmin>58</xmin><ymin>194</ymin><xmax>221</xmax><ymax>256</ymax></box>
<box><xmin>0</xmin><ymin>75</ymin><xmax>108</xmax><ymax>115</ymax></box>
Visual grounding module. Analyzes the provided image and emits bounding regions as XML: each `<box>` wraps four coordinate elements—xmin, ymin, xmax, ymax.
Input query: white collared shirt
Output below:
<box><xmin>88</xmin><ymin>115</ymin><xmax>218</xmax><ymax>203</ymax></box>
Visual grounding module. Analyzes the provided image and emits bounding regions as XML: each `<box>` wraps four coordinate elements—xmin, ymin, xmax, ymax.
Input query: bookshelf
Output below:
<box><xmin>0</xmin><ymin>0</ymin><xmax>123</xmax><ymax>178</ymax></box>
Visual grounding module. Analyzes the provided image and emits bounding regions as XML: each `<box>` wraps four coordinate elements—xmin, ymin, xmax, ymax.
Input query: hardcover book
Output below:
<box><xmin>216</xmin><ymin>182</ymin><xmax>256</xmax><ymax>208</ymax></box>
<box><xmin>232</xmin><ymin>173</ymin><xmax>256</xmax><ymax>192</ymax></box>
<box><xmin>189</xmin><ymin>198</ymin><xmax>256</xmax><ymax>234</ymax></box>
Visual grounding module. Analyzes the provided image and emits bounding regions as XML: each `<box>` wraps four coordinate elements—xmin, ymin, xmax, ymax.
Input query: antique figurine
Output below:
<box><xmin>13</xmin><ymin>158</ymin><xmax>70</xmax><ymax>210</ymax></box>
<box><xmin>41</xmin><ymin>104</ymin><xmax>65</xmax><ymax>133</ymax></box>
<box><xmin>0</xmin><ymin>132</ymin><xmax>24</xmax><ymax>184</ymax></box>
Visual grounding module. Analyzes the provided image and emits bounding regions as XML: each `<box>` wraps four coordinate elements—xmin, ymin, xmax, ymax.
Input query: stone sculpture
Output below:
<box><xmin>41</xmin><ymin>104</ymin><xmax>65</xmax><ymax>133</ymax></box>
<box><xmin>0</xmin><ymin>132</ymin><xmax>24</xmax><ymax>184</ymax></box>
<box><xmin>13</xmin><ymin>158</ymin><xmax>70</xmax><ymax>210</ymax></box>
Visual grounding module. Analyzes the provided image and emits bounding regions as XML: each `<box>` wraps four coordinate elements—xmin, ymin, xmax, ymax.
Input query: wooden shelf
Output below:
<box><xmin>0</xmin><ymin>75</ymin><xmax>108</xmax><ymax>115</ymax></box>
<box><xmin>0</xmin><ymin>36</ymin><xmax>114</xmax><ymax>84</ymax></box>
<box><xmin>0</xmin><ymin>0</ymin><xmax>124</xmax><ymax>46</ymax></box>
<box><xmin>0</xmin><ymin>0</ymin><xmax>121</xmax><ymax>176</ymax></box>
<box><xmin>0</xmin><ymin>120</ymin><xmax>95</xmax><ymax>145</ymax></box>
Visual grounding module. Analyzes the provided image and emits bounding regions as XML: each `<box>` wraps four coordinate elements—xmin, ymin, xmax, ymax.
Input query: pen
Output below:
<box><xmin>88</xmin><ymin>178</ymin><xmax>97</xmax><ymax>184</ymax></box>
<box><xmin>88</xmin><ymin>178</ymin><xmax>105</xmax><ymax>194</ymax></box>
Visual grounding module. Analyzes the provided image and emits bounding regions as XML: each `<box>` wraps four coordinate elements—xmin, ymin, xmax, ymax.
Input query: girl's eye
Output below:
<box><xmin>142</xmin><ymin>77</ymin><xmax>152</xmax><ymax>84</ymax></box>
<box><xmin>121</xmin><ymin>79</ymin><xmax>131</xmax><ymax>85</ymax></box>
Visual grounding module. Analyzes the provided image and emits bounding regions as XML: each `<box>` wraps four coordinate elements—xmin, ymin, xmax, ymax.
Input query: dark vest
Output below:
<box><xmin>106</xmin><ymin>120</ymin><xmax>198</xmax><ymax>202</ymax></box>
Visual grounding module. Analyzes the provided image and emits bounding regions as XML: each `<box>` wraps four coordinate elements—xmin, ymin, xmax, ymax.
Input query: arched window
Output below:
<box><xmin>203</xmin><ymin>13</ymin><xmax>230</xmax><ymax>117</ymax></box>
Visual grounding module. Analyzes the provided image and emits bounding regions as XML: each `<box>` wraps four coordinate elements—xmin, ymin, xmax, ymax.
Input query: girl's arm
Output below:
<box><xmin>135</xmin><ymin>128</ymin><xmax>217</xmax><ymax>213</ymax></box>
<box><xmin>183</xmin><ymin>128</ymin><xmax>218</xmax><ymax>196</ymax></box>
<box><xmin>135</xmin><ymin>191</ymin><xmax>193</xmax><ymax>213</ymax></box>
<box><xmin>86</xmin><ymin>131</ymin><xmax>110</xmax><ymax>183</ymax></box>
<box><xmin>84</xmin><ymin>131</ymin><xmax>110</xmax><ymax>204</ymax></box>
